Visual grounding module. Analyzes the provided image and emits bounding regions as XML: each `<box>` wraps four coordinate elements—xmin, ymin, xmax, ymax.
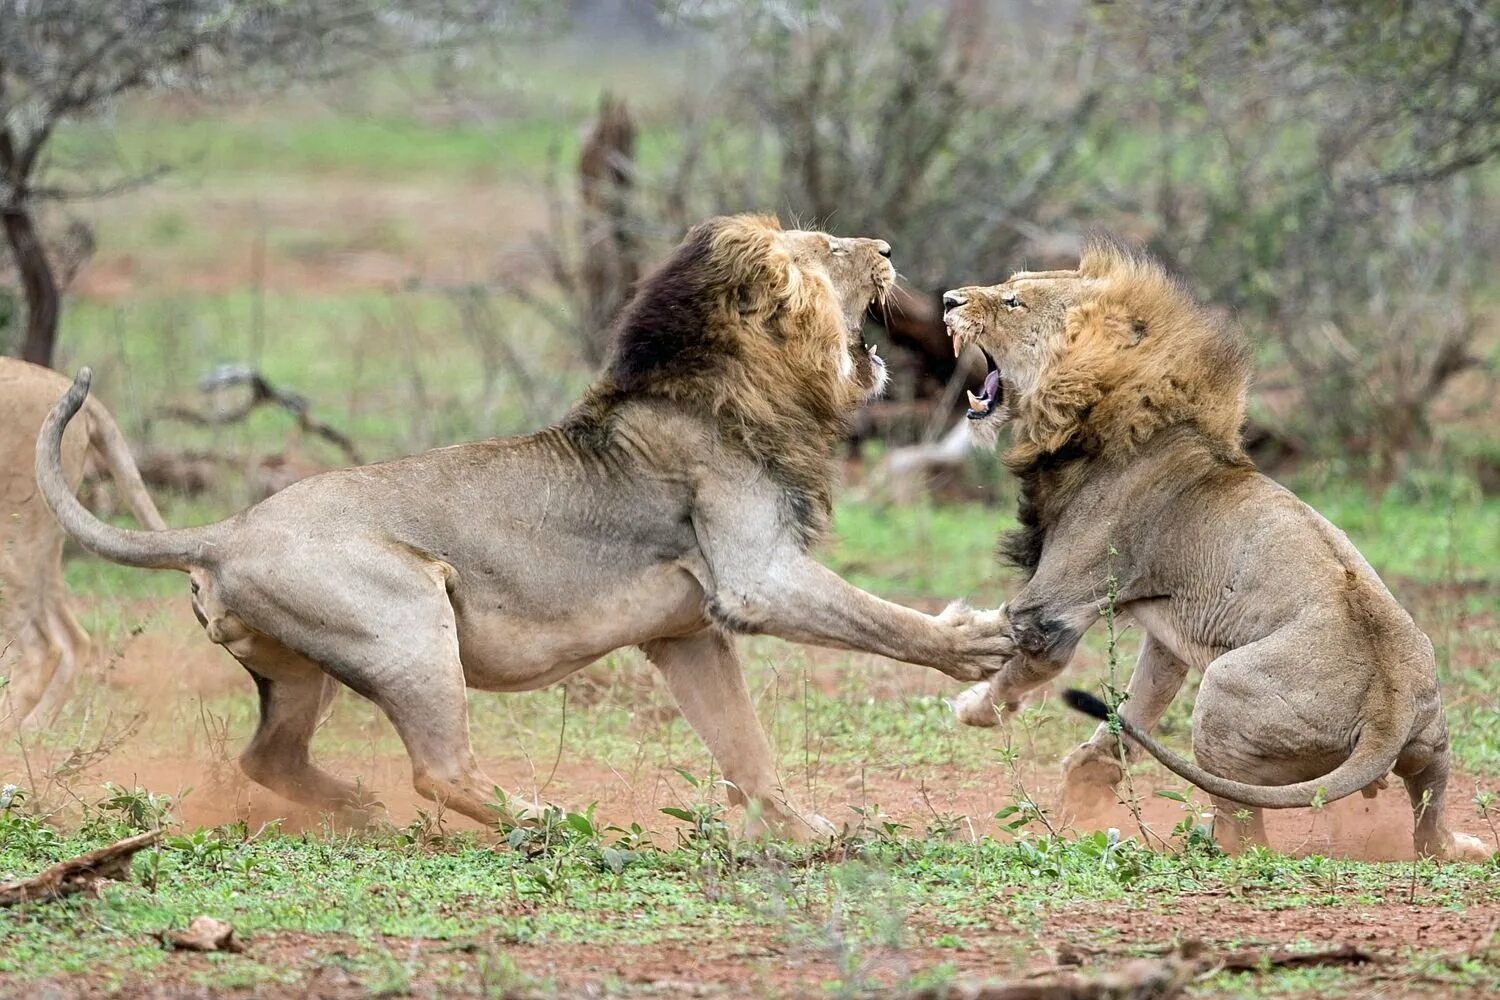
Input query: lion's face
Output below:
<box><xmin>941</xmin><ymin>271</ymin><xmax>1089</xmax><ymax>434</ymax></box>
<box><xmin>774</xmin><ymin>227</ymin><xmax>895</xmax><ymax>401</ymax></box>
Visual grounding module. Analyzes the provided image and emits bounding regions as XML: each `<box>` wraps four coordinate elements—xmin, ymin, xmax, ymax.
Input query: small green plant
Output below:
<box><xmin>88</xmin><ymin>783</ymin><xmax>175</xmax><ymax>834</ymax></box>
<box><xmin>164</xmin><ymin>827</ymin><xmax>233</xmax><ymax>870</ymax></box>
<box><xmin>661</xmin><ymin>769</ymin><xmax>734</xmax><ymax>859</ymax></box>
<box><xmin>0</xmin><ymin>786</ymin><xmax>59</xmax><ymax>854</ymax></box>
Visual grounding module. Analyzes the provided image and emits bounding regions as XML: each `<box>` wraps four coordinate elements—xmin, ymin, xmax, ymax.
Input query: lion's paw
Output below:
<box><xmin>741</xmin><ymin>801</ymin><xmax>836</xmax><ymax>842</ymax></box>
<box><xmin>1446</xmin><ymin>831</ymin><xmax>1493</xmax><ymax>863</ymax></box>
<box><xmin>935</xmin><ymin>601</ymin><xmax>1015</xmax><ymax>682</ymax></box>
<box><xmin>950</xmin><ymin>680</ymin><xmax>1003</xmax><ymax>728</ymax></box>
<box><xmin>1057</xmin><ymin>744</ymin><xmax>1126</xmax><ymax>826</ymax></box>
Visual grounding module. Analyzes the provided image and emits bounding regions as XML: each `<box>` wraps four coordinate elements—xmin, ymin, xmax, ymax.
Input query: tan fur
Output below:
<box><xmin>1</xmin><ymin>358</ymin><xmax>165</xmax><ymax>728</ymax></box>
<box><xmin>942</xmin><ymin>242</ymin><xmax>1485</xmax><ymax>860</ymax></box>
<box><xmin>35</xmin><ymin>216</ymin><xmax>1006</xmax><ymax>839</ymax></box>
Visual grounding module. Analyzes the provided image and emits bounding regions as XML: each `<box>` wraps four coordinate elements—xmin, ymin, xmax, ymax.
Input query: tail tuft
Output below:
<box><xmin>1063</xmin><ymin>688</ymin><xmax>1111</xmax><ymax>720</ymax></box>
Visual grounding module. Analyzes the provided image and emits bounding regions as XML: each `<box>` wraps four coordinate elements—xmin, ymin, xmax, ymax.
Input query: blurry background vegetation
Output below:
<box><xmin>1</xmin><ymin>0</ymin><xmax>1496</xmax><ymax>508</ymax></box>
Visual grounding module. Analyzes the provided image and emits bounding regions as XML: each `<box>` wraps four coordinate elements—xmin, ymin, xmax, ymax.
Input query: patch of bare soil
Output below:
<box><xmin>5</xmin><ymin>597</ymin><xmax>1495</xmax><ymax>861</ymax></box>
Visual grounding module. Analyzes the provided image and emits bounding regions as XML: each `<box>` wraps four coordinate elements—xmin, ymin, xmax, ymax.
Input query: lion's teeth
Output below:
<box><xmin>967</xmin><ymin>390</ymin><xmax>986</xmax><ymax>412</ymax></box>
<box><xmin>952</xmin><ymin>335</ymin><xmax>962</xmax><ymax>358</ymax></box>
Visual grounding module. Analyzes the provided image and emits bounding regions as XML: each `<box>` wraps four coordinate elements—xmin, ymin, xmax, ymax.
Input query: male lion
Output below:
<box><xmin>1</xmin><ymin>358</ymin><xmax>166</xmax><ymax>728</ymax></box>
<box><xmin>36</xmin><ymin>215</ymin><xmax>1007</xmax><ymax>837</ymax></box>
<box><xmin>940</xmin><ymin>241</ymin><xmax>1485</xmax><ymax>860</ymax></box>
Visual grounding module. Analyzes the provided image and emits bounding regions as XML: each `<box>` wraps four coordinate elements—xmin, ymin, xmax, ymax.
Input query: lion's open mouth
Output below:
<box><xmin>966</xmin><ymin>349</ymin><xmax>1003</xmax><ymax>421</ymax></box>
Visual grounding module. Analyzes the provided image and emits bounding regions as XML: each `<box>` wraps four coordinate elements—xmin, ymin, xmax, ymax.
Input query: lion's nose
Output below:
<box><xmin>942</xmin><ymin>291</ymin><xmax>967</xmax><ymax>312</ymax></box>
<box><xmin>874</xmin><ymin>240</ymin><xmax>892</xmax><ymax>258</ymax></box>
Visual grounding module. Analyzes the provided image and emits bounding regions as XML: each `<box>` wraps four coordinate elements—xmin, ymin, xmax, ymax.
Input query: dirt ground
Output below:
<box><xmin>5</xmin><ymin>598</ymin><xmax>1496</xmax><ymax>1000</ymax></box>
<box><xmin>22</xmin><ymin>897</ymin><xmax>1500</xmax><ymax>999</ymax></box>
<box><xmin>6</xmin><ymin>599</ymin><xmax>1491</xmax><ymax>861</ymax></box>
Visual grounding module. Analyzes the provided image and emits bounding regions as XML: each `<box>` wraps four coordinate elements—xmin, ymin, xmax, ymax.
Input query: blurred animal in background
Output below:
<box><xmin>35</xmin><ymin>216</ymin><xmax>1010</xmax><ymax>838</ymax></box>
<box><xmin>0</xmin><ymin>357</ymin><xmax>164</xmax><ymax>728</ymax></box>
<box><xmin>943</xmin><ymin>241</ymin><xmax>1486</xmax><ymax>860</ymax></box>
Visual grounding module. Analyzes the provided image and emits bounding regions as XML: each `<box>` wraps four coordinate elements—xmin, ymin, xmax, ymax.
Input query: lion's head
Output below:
<box><xmin>567</xmin><ymin>213</ymin><xmax>897</xmax><ymax>543</ymax></box>
<box><xmin>941</xmin><ymin>239</ymin><xmax>1251</xmax><ymax>464</ymax></box>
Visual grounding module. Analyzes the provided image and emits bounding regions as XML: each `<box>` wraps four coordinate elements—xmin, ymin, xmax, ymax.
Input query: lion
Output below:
<box><xmin>1</xmin><ymin>358</ymin><xmax>166</xmax><ymax>728</ymax></box>
<box><xmin>939</xmin><ymin>240</ymin><xmax>1486</xmax><ymax>860</ymax></box>
<box><xmin>35</xmin><ymin>214</ymin><xmax>1008</xmax><ymax>837</ymax></box>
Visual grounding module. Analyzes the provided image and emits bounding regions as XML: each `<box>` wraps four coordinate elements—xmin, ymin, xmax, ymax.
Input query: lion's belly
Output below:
<box><xmin>451</xmin><ymin>562</ymin><xmax>708</xmax><ymax>691</ymax></box>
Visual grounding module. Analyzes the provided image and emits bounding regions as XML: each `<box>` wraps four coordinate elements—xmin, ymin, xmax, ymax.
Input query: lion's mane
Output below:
<box><xmin>1003</xmin><ymin>240</ymin><xmax>1254</xmax><ymax>573</ymax></box>
<box><xmin>564</xmin><ymin>214</ymin><xmax>858</xmax><ymax>545</ymax></box>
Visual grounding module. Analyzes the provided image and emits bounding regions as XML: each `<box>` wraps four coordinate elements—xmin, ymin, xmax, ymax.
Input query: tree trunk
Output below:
<box><xmin>3</xmin><ymin>204</ymin><xmax>60</xmax><ymax>368</ymax></box>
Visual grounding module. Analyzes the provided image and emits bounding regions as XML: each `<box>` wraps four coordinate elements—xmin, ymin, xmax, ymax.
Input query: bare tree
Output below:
<box><xmin>1098</xmin><ymin>0</ymin><xmax>1499</xmax><ymax>482</ymax></box>
<box><xmin>0</xmin><ymin>0</ymin><xmax>540</xmax><ymax>367</ymax></box>
<box><xmin>647</xmin><ymin>0</ymin><xmax>1105</xmax><ymax>436</ymax></box>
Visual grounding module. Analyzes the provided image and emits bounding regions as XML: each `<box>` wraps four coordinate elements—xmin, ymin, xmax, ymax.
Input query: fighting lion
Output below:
<box><xmin>941</xmin><ymin>241</ymin><xmax>1485</xmax><ymax>860</ymax></box>
<box><xmin>2</xmin><ymin>358</ymin><xmax>166</xmax><ymax>728</ymax></box>
<box><xmin>36</xmin><ymin>214</ymin><xmax>1008</xmax><ymax>837</ymax></box>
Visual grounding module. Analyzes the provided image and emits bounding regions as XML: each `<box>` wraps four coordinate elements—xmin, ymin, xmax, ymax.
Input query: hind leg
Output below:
<box><xmin>1209</xmin><ymin>797</ymin><xmax>1267</xmax><ymax>852</ymax></box>
<box><xmin>316</xmin><ymin>581</ymin><xmax>517</xmax><ymax>826</ymax></box>
<box><xmin>22</xmin><ymin>596</ymin><xmax>91</xmax><ymax>727</ymax></box>
<box><xmin>234</xmin><ymin>643</ymin><xmax>368</xmax><ymax>813</ymax></box>
<box><xmin>1059</xmin><ymin>635</ymin><xmax>1189</xmax><ymax>825</ymax></box>
<box><xmin>374</xmin><ymin>659</ymin><xmax>518</xmax><ymax>826</ymax></box>
<box><xmin>1396</xmin><ymin>719</ymin><xmax>1488</xmax><ymax>860</ymax></box>
<box><xmin>2</xmin><ymin>619</ymin><xmax>55</xmax><ymax>728</ymax></box>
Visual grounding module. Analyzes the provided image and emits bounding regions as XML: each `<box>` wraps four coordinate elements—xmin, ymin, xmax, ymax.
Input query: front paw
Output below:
<box><xmin>951</xmin><ymin>680</ymin><xmax>1003</xmax><ymax>727</ymax></box>
<box><xmin>934</xmin><ymin>602</ymin><xmax>1015</xmax><ymax>682</ymax></box>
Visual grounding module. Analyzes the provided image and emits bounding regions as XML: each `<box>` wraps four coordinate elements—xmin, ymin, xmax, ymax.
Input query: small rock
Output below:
<box><xmin>163</xmin><ymin>915</ymin><xmax>244</xmax><ymax>953</ymax></box>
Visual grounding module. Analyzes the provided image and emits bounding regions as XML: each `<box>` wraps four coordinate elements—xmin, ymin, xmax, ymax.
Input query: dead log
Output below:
<box><xmin>0</xmin><ymin>830</ymin><xmax>160</xmax><ymax>907</ymax></box>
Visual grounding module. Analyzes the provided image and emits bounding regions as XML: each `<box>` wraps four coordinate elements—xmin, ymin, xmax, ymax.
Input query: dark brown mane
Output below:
<box><xmin>559</xmin><ymin>215</ymin><xmax>853</xmax><ymax>547</ymax></box>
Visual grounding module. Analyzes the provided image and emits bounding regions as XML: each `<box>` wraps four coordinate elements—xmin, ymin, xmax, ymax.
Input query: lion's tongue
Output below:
<box><xmin>982</xmin><ymin>368</ymin><xmax>1001</xmax><ymax>402</ymax></box>
<box><xmin>966</xmin><ymin>369</ymin><xmax>1003</xmax><ymax>420</ymax></box>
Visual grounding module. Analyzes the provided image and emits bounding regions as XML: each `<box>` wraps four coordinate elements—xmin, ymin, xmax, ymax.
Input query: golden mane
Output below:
<box><xmin>563</xmin><ymin>213</ymin><xmax>856</xmax><ymax>544</ymax></box>
<box><xmin>1000</xmin><ymin>241</ymin><xmax>1254</xmax><ymax>574</ymax></box>
<box><xmin>1007</xmin><ymin>239</ymin><xmax>1253</xmax><ymax>468</ymax></box>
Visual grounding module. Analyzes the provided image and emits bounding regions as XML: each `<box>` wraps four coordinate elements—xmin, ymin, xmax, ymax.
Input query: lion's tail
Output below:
<box><xmin>36</xmin><ymin>369</ymin><xmax>208</xmax><ymax>572</ymax></box>
<box><xmin>1063</xmin><ymin>689</ymin><xmax>1408</xmax><ymax>810</ymax></box>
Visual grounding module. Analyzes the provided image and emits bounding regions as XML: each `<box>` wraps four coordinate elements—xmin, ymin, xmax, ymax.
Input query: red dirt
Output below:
<box><xmin>5</xmin><ymin>598</ymin><xmax>1495</xmax><ymax>860</ymax></box>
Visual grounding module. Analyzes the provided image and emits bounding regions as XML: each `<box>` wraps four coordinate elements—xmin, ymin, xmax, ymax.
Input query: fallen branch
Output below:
<box><xmin>900</xmin><ymin>941</ymin><xmax>1381</xmax><ymax>1000</ymax></box>
<box><xmin>1214</xmin><ymin>942</ymin><xmax>1376</xmax><ymax>973</ymax></box>
<box><xmin>158</xmin><ymin>365</ymin><xmax>362</xmax><ymax>466</ymax></box>
<box><xmin>0</xmin><ymin>830</ymin><xmax>160</xmax><ymax>907</ymax></box>
<box><xmin>906</xmin><ymin>953</ymin><xmax>1198</xmax><ymax>1000</ymax></box>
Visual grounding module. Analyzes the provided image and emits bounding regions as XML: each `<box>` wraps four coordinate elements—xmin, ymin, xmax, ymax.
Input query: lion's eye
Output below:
<box><xmin>827</xmin><ymin>240</ymin><xmax>848</xmax><ymax>256</ymax></box>
<box><xmin>1001</xmin><ymin>292</ymin><xmax>1023</xmax><ymax>310</ymax></box>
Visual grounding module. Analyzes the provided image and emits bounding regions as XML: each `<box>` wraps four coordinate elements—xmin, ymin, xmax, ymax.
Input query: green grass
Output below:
<box><xmin>7</xmin><ymin>42</ymin><xmax>1499</xmax><ymax>999</ymax></box>
<box><xmin>2</xmin><ymin>804</ymin><xmax>1497</xmax><ymax>996</ymax></box>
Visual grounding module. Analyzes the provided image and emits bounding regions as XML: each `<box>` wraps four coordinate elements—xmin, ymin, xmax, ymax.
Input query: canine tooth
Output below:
<box><xmin>952</xmin><ymin>335</ymin><xmax>962</xmax><ymax>358</ymax></box>
<box><xmin>967</xmin><ymin>390</ymin><xmax>986</xmax><ymax>412</ymax></box>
